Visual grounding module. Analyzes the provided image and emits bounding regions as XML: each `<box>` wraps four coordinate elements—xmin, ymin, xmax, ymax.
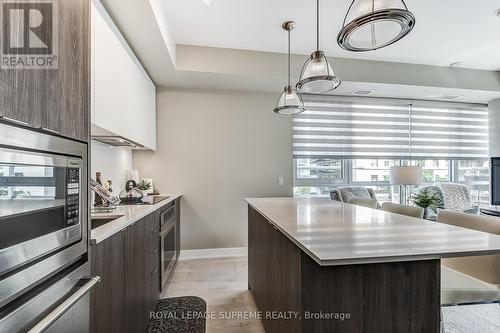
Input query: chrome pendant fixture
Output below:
<box><xmin>337</xmin><ymin>0</ymin><xmax>415</xmax><ymax>52</ymax></box>
<box><xmin>296</xmin><ymin>0</ymin><xmax>341</xmax><ymax>94</ymax></box>
<box><xmin>274</xmin><ymin>21</ymin><xmax>305</xmax><ymax>115</ymax></box>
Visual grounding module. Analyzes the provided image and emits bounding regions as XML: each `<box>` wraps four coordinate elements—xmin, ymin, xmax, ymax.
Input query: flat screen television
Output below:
<box><xmin>491</xmin><ymin>157</ymin><xmax>500</xmax><ymax>205</ymax></box>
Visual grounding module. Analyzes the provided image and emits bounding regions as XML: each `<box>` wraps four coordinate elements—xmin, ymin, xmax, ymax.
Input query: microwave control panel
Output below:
<box><xmin>66</xmin><ymin>168</ymin><xmax>80</xmax><ymax>226</ymax></box>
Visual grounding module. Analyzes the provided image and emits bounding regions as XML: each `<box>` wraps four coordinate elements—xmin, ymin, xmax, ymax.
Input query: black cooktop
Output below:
<box><xmin>117</xmin><ymin>196</ymin><xmax>170</xmax><ymax>206</ymax></box>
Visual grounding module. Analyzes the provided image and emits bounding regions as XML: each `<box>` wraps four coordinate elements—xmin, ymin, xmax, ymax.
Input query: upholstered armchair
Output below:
<box><xmin>330</xmin><ymin>186</ymin><xmax>380</xmax><ymax>208</ymax></box>
<box><xmin>417</xmin><ymin>183</ymin><xmax>479</xmax><ymax>215</ymax></box>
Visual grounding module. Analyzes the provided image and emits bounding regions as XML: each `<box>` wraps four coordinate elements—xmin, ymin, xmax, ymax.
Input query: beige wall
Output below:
<box><xmin>133</xmin><ymin>88</ymin><xmax>293</xmax><ymax>250</ymax></box>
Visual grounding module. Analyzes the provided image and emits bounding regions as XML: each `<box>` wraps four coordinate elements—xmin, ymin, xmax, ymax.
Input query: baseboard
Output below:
<box><xmin>179</xmin><ymin>247</ymin><xmax>248</xmax><ymax>261</ymax></box>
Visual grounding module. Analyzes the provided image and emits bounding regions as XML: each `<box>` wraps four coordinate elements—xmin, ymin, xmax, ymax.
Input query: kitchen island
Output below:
<box><xmin>246</xmin><ymin>197</ymin><xmax>500</xmax><ymax>332</ymax></box>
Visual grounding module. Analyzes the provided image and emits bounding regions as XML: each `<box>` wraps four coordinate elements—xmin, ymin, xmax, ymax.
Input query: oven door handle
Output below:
<box><xmin>160</xmin><ymin>217</ymin><xmax>176</xmax><ymax>236</ymax></box>
<box><xmin>27</xmin><ymin>276</ymin><xmax>101</xmax><ymax>333</ymax></box>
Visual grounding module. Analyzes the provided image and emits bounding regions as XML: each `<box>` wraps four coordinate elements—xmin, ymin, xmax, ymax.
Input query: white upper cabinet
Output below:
<box><xmin>91</xmin><ymin>0</ymin><xmax>156</xmax><ymax>150</ymax></box>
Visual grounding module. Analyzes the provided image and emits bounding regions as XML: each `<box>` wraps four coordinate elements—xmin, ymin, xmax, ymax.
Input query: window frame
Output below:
<box><xmin>293</xmin><ymin>158</ymin><xmax>489</xmax><ymax>204</ymax></box>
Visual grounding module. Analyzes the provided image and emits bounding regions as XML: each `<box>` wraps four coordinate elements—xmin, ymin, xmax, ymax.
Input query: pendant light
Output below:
<box><xmin>296</xmin><ymin>0</ymin><xmax>341</xmax><ymax>94</ymax></box>
<box><xmin>337</xmin><ymin>0</ymin><xmax>415</xmax><ymax>52</ymax></box>
<box><xmin>274</xmin><ymin>21</ymin><xmax>305</xmax><ymax>115</ymax></box>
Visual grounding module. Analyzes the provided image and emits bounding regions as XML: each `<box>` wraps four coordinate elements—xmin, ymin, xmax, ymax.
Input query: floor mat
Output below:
<box><xmin>146</xmin><ymin>296</ymin><xmax>207</xmax><ymax>333</ymax></box>
<box><xmin>442</xmin><ymin>303</ymin><xmax>500</xmax><ymax>333</ymax></box>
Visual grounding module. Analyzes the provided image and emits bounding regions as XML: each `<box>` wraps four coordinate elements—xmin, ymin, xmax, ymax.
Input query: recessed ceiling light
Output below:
<box><xmin>203</xmin><ymin>0</ymin><xmax>213</xmax><ymax>5</ymax></box>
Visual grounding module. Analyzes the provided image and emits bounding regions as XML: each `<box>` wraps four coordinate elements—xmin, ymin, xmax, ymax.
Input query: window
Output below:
<box><xmin>413</xmin><ymin>160</ymin><xmax>451</xmax><ymax>183</ymax></box>
<box><xmin>294</xmin><ymin>186</ymin><xmax>334</xmax><ymax>198</ymax></box>
<box><xmin>294</xmin><ymin>158</ymin><xmax>489</xmax><ymax>204</ymax></box>
<box><xmin>455</xmin><ymin>160</ymin><xmax>490</xmax><ymax>204</ymax></box>
<box><xmin>352</xmin><ymin>159</ymin><xmax>399</xmax><ymax>183</ymax></box>
<box><xmin>294</xmin><ymin>158</ymin><xmax>345</xmax><ymax>186</ymax></box>
<box><xmin>292</xmin><ymin>95</ymin><xmax>489</xmax><ymax>204</ymax></box>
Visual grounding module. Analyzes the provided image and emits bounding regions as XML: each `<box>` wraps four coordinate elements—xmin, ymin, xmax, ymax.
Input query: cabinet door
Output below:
<box><xmin>125</xmin><ymin>219</ymin><xmax>148</xmax><ymax>333</ymax></box>
<box><xmin>0</xmin><ymin>0</ymin><xmax>89</xmax><ymax>141</ymax></box>
<box><xmin>90</xmin><ymin>230</ymin><xmax>126</xmax><ymax>333</ymax></box>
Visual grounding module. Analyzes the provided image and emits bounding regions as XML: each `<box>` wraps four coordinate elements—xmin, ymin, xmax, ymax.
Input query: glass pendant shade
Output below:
<box><xmin>296</xmin><ymin>51</ymin><xmax>341</xmax><ymax>94</ymax></box>
<box><xmin>274</xmin><ymin>86</ymin><xmax>305</xmax><ymax>115</ymax></box>
<box><xmin>338</xmin><ymin>0</ymin><xmax>415</xmax><ymax>52</ymax></box>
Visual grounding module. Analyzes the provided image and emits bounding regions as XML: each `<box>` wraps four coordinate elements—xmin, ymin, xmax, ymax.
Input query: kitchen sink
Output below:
<box><xmin>91</xmin><ymin>215</ymin><xmax>124</xmax><ymax>230</ymax></box>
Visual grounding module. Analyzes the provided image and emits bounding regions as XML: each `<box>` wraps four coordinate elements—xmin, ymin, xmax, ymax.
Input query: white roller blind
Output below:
<box><xmin>293</xmin><ymin>95</ymin><xmax>488</xmax><ymax>160</ymax></box>
<box><xmin>410</xmin><ymin>100</ymin><xmax>488</xmax><ymax>159</ymax></box>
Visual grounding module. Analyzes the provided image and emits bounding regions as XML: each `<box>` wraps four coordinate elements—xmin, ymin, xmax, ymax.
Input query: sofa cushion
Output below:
<box><xmin>439</xmin><ymin>183</ymin><xmax>472</xmax><ymax>211</ymax></box>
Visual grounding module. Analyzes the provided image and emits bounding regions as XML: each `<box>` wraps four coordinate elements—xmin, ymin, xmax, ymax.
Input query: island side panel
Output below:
<box><xmin>248</xmin><ymin>206</ymin><xmax>301</xmax><ymax>333</ymax></box>
<box><xmin>300</xmin><ymin>254</ymin><xmax>441</xmax><ymax>333</ymax></box>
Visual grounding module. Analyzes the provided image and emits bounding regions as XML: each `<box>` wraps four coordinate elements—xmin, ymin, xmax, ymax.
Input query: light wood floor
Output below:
<box><xmin>161</xmin><ymin>257</ymin><xmax>264</xmax><ymax>333</ymax></box>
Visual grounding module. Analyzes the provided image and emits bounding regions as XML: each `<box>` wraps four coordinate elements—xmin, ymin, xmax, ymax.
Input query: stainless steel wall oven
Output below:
<box><xmin>0</xmin><ymin>122</ymin><xmax>97</xmax><ymax>333</ymax></box>
<box><xmin>160</xmin><ymin>201</ymin><xmax>177</xmax><ymax>289</ymax></box>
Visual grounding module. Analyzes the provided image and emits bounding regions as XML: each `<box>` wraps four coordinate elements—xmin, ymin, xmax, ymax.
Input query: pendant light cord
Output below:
<box><xmin>288</xmin><ymin>28</ymin><xmax>291</xmax><ymax>87</ymax></box>
<box><xmin>316</xmin><ymin>0</ymin><xmax>320</xmax><ymax>51</ymax></box>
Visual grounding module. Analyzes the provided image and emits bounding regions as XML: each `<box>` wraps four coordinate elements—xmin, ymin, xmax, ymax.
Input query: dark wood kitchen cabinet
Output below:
<box><xmin>91</xmin><ymin>212</ymin><xmax>160</xmax><ymax>333</ymax></box>
<box><xmin>0</xmin><ymin>0</ymin><xmax>89</xmax><ymax>142</ymax></box>
<box><xmin>90</xmin><ymin>230</ymin><xmax>126</xmax><ymax>333</ymax></box>
<box><xmin>124</xmin><ymin>219</ymin><xmax>148</xmax><ymax>333</ymax></box>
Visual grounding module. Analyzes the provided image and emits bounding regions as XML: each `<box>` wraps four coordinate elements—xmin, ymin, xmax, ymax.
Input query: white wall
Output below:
<box><xmin>133</xmin><ymin>88</ymin><xmax>293</xmax><ymax>250</ymax></box>
<box><xmin>91</xmin><ymin>140</ymin><xmax>133</xmax><ymax>193</ymax></box>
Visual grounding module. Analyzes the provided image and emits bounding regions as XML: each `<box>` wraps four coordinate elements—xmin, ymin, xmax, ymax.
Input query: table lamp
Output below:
<box><xmin>390</xmin><ymin>166</ymin><xmax>423</xmax><ymax>205</ymax></box>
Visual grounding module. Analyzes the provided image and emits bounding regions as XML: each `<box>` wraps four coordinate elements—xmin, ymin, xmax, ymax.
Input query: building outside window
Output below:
<box><xmin>293</xmin><ymin>158</ymin><xmax>489</xmax><ymax>205</ymax></box>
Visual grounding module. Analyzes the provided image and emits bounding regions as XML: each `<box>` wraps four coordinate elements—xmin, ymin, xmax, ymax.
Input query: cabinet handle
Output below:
<box><xmin>1</xmin><ymin>116</ymin><xmax>29</xmax><ymax>127</ymax></box>
<box><xmin>151</xmin><ymin>266</ymin><xmax>158</xmax><ymax>275</ymax></box>
<box><xmin>41</xmin><ymin>127</ymin><xmax>60</xmax><ymax>134</ymax></box>
<box><xmin>151</xmin><ymin>248</ymin><xmax>158</xmax><ymax>254</ymax></box>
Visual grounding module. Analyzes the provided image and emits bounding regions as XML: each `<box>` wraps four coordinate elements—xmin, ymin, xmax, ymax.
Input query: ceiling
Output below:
<box><xmin>99</xmin><ymin>0</ymin><xmax>500</xmax><ymax>104</ymax></box>
<box><xmin>163</xmin><ymin>0</ymin><xmax>500</xmax><ymax>71</ymax></box>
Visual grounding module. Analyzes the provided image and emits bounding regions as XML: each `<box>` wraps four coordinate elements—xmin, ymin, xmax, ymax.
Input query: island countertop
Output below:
<box><xmin>245</xmin><ymin>197</ymin><xmax>500</xmax><ymax>266</ymax></box>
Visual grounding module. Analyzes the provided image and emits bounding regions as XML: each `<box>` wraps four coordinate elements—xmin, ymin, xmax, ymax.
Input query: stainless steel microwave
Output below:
<box><xmin>0</xmin><ymin>122</ymin><xmax>88</xmax><ymax>309</ymax></box>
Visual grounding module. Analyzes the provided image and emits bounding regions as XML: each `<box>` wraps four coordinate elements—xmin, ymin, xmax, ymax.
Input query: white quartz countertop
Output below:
<box><xmin>90</xmin><ymin>194</ymin><xmax>182</xmax><ymax>244</ymax></box>
<box><xmin>246</xmin><ymin>197</ymin><xmax>500</xmax><ymax>266</ymax></box>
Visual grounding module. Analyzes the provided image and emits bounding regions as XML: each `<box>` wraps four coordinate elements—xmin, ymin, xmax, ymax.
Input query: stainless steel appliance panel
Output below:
<box><xmin>160</xmin><ymin>214</ymin><xmax>177</xmax><ymax>289</ymax></box>
<box><xmin>0</xmin><ymin>261</ymin><xmax>99</xmax><ymax>333</ymax></box>
<box><xmin>0</xmin><ymin>123</ymin><xmax>88</xmax><ymax>309</ymax></box>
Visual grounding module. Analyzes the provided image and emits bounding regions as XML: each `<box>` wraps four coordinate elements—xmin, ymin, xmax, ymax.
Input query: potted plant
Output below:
<box><xmin>137</xmin><ymin>179</ymin><xmax>153</xmax><ymax>195</ymax></box>
<box><xmin>410</xmin><ymin>188</ymin><xmax>443</xmax><ymax>219</ymax></box>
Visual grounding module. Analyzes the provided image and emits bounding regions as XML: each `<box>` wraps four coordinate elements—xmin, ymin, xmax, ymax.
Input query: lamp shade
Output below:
<box><xmin>296</xmin><ymin>51</ymin><xmax>341</xmax><ymax>94</ymax></box>
<box><xmin>337</xmin><ymin>0</ymin><xmax>415</xmax><ymax>52</ymax></box>
<box><xmin>390</xmin><ymin>166</ymin><xmax>422</xmax><ymax>186</ymax></box>
<box><xmin>274</xmin><ymin>86</ymin><xmax>305</xmax><ymax>115</ymax></box>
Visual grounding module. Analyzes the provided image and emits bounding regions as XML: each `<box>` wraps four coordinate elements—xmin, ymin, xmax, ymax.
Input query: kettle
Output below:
<box><xmin>119</xmin><ymin>180</ymin><xmax>144</xmax><ymax>204</ymax></box>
